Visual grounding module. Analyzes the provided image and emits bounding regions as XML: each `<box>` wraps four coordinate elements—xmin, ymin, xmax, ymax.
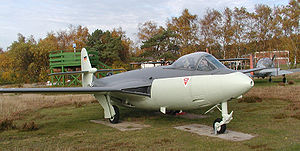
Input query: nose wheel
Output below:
<box><xmin>213</xmin><ymin>118</ymin><xmax>226</xmax><ymax>134</ymax></box>
<box><xmin>205</xmin><ymin>101</ymin><xmax>233</xmax><ymax>134</ymax></box>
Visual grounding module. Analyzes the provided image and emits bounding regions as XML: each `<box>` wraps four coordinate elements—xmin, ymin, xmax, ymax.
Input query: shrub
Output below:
<box><xmin>278</xmin><ymin>82</ymin><xmax>286</xmax><ymax>86</ymax></box>
<box><xmin>21</xmin><ymin>121</ymin><xmax>39</xmax><ymax>131</ymax></box>
<box><xmin>74</xmin><ymin>101</ymin><xmax>83</xmax><ymax>108</ymax></box>
<box><xmin>288</xmin><ymin>80</ymin><xmax>295</xmax><ymax>85</ymax></box>
<box><xmin>274</xmin><ymin>113</ymin><xmax>288</xmax><ymax>119</ymax></box>
<box><xmin>291</xmin><ymin>112</ymin><xmax>300</xmax><ymax>120</ymax></box>
<box><xmin>90</xmin><ymin>99</ymin><xmax>98</xmax><ymax>104</ymax></box>
<box><xmin>238</xmin><ymin>96</ymin><xmax>263</xmax><ymax>103</ymax></box>
<box><xmin>0</xmin><ymin>119</ymin><xmax>16</xmax><ymax>131</ymax></box>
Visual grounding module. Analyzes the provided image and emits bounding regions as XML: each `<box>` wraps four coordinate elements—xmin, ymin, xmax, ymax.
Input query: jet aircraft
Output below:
<box><xmin>0</xmin><ymin>48</ymin><xmax>260</xmax><ymax>134</ymax></box>
<box><xmin>222</xmin><ymin>55</ymin><xmax>300</xmax><ymax>82</ymax></box>
<box><xmin>251</xmin><ymin>56</ymin><xmax>299</xmax><ymax>82</ymax></box>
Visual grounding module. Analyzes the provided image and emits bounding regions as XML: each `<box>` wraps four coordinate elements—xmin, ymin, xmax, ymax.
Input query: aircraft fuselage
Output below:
<box><xmin>95</xmin><ymin>66</ymin><xmax>254</xmax><ymax>111</ymax></box>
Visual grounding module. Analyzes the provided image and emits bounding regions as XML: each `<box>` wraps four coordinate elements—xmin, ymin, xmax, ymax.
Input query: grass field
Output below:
<box><xmin>0</xmin><ymin>73</ymin><xmax>300</xmax><ymax>150</ymax></box>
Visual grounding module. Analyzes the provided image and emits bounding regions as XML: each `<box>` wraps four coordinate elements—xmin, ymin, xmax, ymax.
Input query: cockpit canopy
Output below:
<box><xmin>257</xmin><ymin>58</ymin><xmax>273</xmax><ymax>68</ymax></box>
<box><xmin>170</xmin><ymin>52</ymin><xmax>226</xmax><ymax>71</ymax></box>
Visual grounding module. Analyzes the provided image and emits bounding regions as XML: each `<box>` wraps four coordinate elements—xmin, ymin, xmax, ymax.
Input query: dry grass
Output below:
<box><xmin>245</xmin><ymin>85</ymin><xmax>300</xmax><ymax>104</ymax></box>
<box><xmin>245</xmin><ymin>84</ymin><xmax>300</xmax><ymax>119</ymax></box>
<box><xmin>238</xmin><ymin>96</ymin><xmax>263</xmax><ymax>103</ymax></box>
<box><xmin>0</xmin><ymin>93</ymin><xmax>96</xmax><ymax>121</ymax></box>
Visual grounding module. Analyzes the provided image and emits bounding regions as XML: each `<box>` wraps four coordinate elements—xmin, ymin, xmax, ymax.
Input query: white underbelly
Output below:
<box><xmin>149</xmin><ymin>72</ymin><xmax>252</xmax><ymax>110</ymax></box>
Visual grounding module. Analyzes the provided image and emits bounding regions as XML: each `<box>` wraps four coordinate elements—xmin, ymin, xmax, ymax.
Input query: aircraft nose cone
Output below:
<box><xmin>250</xmin><ymin>79</ymin><xmax>254</xmax><ymax>87</ymax></box>
<box><xmin>239</xmin><ymin>72</ymin><xmax>254</xmax><ymax>93</ymax></box>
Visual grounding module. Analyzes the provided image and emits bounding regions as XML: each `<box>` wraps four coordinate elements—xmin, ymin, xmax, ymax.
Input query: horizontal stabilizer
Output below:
<box><xmin>49</xmin><ymin>71</ymin><xmax>89</xmax><ymax>76</ymax></box>
<box><xmin>48</xmin><ymin>69</ymin><xmax>125</xmax><ymax>76</ymax></box>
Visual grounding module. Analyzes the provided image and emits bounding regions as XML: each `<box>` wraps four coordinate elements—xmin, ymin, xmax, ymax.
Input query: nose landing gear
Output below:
<box><xmin>206</xmin><ymin>101</ymin><xmax>233</xmax><ymax>134</ymax></box>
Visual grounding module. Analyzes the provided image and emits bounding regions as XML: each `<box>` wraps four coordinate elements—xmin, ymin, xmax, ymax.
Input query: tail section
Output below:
<box><xmin>81</xmin><ymin>48</ymin><xmax>97</xmax><ymax>87</ymax></box>
<box><xmin>48</xmin><ymin>48</ymin><xmax>125</xmax><ymax>87</ymax></box>
<box><xmin>271</xmin><ymin>54</ymin><xmax>276</xmax><ymax>67</ymax></box>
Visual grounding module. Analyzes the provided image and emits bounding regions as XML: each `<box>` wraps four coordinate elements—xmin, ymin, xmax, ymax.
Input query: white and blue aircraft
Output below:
<box><xmin>0</xmin><ymin>48</ymin><xmax>260</xmax><ymax>134</ymax></box>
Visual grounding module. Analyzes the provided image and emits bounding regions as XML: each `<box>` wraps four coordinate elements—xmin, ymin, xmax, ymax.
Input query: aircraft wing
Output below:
<box><xmin>240</xmin><ymin>67</ymin><xmax>265</xmax><ymax>73</ymax></box>
<box><xmin>0</xmin><ymin>86</ymin><xmax>150</xmax><ymax>97</ymax></box>
<box><xmin>270</xmin><ymin>69</ymin><xmax>293</xmax><ymax>76</ymax></box>
<box><xmin>219</xmin><ymin>58</ymin><xmax>250</xmax><ymax>61</ymax></box>
<box><xmin>288</xmin><ymin>68</ymin><xmax>300</xmax><ymax>73</ymax></box>
<box><xmin>253</xmin><ymin>68</ymin><xmax>300</xmax><ymax>77</ymax></box>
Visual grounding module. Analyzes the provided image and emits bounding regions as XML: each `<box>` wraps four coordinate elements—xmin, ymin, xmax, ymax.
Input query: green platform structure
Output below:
<box><xmin>49</xmin><ymin>50</ymin><xmax>117</xmax><ymax>86</ymax></box>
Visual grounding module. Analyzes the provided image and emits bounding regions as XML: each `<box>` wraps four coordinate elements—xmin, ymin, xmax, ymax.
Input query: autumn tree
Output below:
<box><xmin>253</xmin><ymin>4</ymin><xmax>274</xmax><ymax>51</ymax></box>
<box><xmin>6</xmin><ymin>34</ymin><xmax>36</xmax><ymax>83</ymax></box>
<box><xmin>56</xmin><ymin>25</ymin><xmax>89</xmax><ymax>50</ymax></box>
<box><xmin>0</xmin><ymin>51</ymin><xmax>15</xmax><ymax>84</ymax></box>
<box><xmin>141</xmin><ymin>28</ymin><xmax>178</xmax><ymax>60</ymax></box>
<box><xmin>200</xmin><ymin>9</ymin><xmax>222</xmax><ymax>58</ymax></box>
<box><xmin>111</xmin><ymin>27</ymin><xmax>133</xmax><ymax>63</ymax></box>
<box><xmin>167</xmin><ymin>9</ymin><xmax>199</xmax><ymax>55</ymax></box>
<box><xmin>138</xmin><ymin>21</ymin><xmax>162</xmax><ymax>42</ymax></box>
<box><xmin>32</xmin><ymin>33</ymin><xmax>60</xmax><ymax>81</ymax></box>
<box><xmin>232</xmin><ymin>7</ymin><xmax>248</xmax><ymax>57</ymax></box>
<box><xmin>137</xmin><ymin>21</ymin><xmax>164</xmax><ymax>56</ymax></box>
<box><xmin>280</xmin><ymin>0</ymin><xmax>299</xmax><ymax>66</ymax></box>
<box><xmin>218</xmin><ymin>7</ymin><xmax>235</xmax><ymax>58</ymax></box>
<box><xmin>87</xmin><ymin>29</ymin><xmax>130</xmax><ymax>66</ymax></box>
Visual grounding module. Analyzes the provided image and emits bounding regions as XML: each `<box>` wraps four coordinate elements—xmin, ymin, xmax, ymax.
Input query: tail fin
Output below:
<box><xmin>271</xmin><ymin>54</ymin><xmax>276</xmax><ymax>67</ymax></box>
<box><xmin>48</xmin><ymin>48</ymin><xmax>125</xmax><ymax>87</ymax></box>
<box><xmin>81</xmin><ymin>48</ymin><xmax>96</xmax><ymax>87</ymax></box>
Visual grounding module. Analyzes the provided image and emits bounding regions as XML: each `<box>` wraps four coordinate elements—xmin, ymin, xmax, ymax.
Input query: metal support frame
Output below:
<box><xmin>49</xmin><ymin>49</ymin><xmax>116</xmax><ymax>87</ymax></box>
<box><xmin>67</xmin><ymin>74</ymin><xmax>82</xmax><ymax>86</ymax></box>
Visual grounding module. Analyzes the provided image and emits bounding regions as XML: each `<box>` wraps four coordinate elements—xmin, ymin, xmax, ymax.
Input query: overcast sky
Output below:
<box><xmin>0</xmin><ymin>0</ymin><xmax>289</xmax><ymax>50</ymax></box>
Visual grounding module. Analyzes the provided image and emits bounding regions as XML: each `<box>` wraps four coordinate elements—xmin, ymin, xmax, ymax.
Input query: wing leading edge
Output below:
<box><xmin>240</xmin><ymin>67</ymin><xmax>266</xmax><ymax>73</ymax></box>
<box><xmin>0</xmin><ymin>87</ymin><xmax>150</xmax><ymax>97</ymax></box>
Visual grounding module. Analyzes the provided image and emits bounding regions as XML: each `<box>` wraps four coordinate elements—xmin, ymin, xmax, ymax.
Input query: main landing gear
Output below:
<box><xmin>282</xmin><ymin>74</ymin><xmax>287</xmax><ymax>83</ymax></box>
<box><xmin>269</xmin><ymin>76</ymin><xmax>272</xmax><ymax>82</ymax></box>
<box><xmin>205</xmin><ymin>101</ymin><xmax>233</xmax><ymax>134</ymax></box>
<box><xmin>94</xmin><ymin>94</ymin><xmax>120</xmax><ymax>124</ymax></box>
<box><xmin>109</xmin><ymin>105</ymin><xmax>120</xmax><ymax>124</ymax></box>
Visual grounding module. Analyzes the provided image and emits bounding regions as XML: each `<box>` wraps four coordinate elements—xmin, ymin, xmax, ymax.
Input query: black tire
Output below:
<box><xmin>213</xmin><ymin>118</ymin><xmax>226</xmax><ymax>134</ymax></box>
<box><xmin>109</xmin><ymin>105</ymin><xmax>120</xmax><ymax>124</ymax></box>
<box><xmin>106</xmin><ymin>72</ymin><xmax>113</xmax><ymax>76</ymax></box>
<box><xmin>283</xmin><ymin>77</ymin><xmax>287</xmax><ymax>83</ymax></box>
<box><xmin>166</xmin><ymin>110</ymin><xmax>180</xmax><ymax>115</ymax></box>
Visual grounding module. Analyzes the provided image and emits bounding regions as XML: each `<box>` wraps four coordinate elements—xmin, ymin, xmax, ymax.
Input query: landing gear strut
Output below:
<box><xmin>269</xmin><ymin>76</ymin><xmax>272</xmax><ymax>82</ymax></box>
<box><xmin>94</xmin><ymin>94</ymin><xmax>120</xmax><ymax>124</ymax></box>
<box><xmin>282</xmin><ymin>74</ymin><xmax>287</xmax><ymax>83</ymax></box>
<box><xmin>212</xmin><ymin>102</ymin><xmax>233</xmax><ymax>134</ymax></box>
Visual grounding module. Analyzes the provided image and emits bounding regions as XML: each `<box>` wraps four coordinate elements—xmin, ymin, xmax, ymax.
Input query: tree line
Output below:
<box><xmin>0</xmin><ymin>0</ymin><xmax>298</xmax><ymax>84</ymax></box>
<box><xmin>0</xmin><ymin>25</ymin><xmax>133</xmax><ymax>84</ymax></box>
<box><xmin>137</xmin><ymin>0</ymin><xmax>299</xmax><ymax>62</ymax></box>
